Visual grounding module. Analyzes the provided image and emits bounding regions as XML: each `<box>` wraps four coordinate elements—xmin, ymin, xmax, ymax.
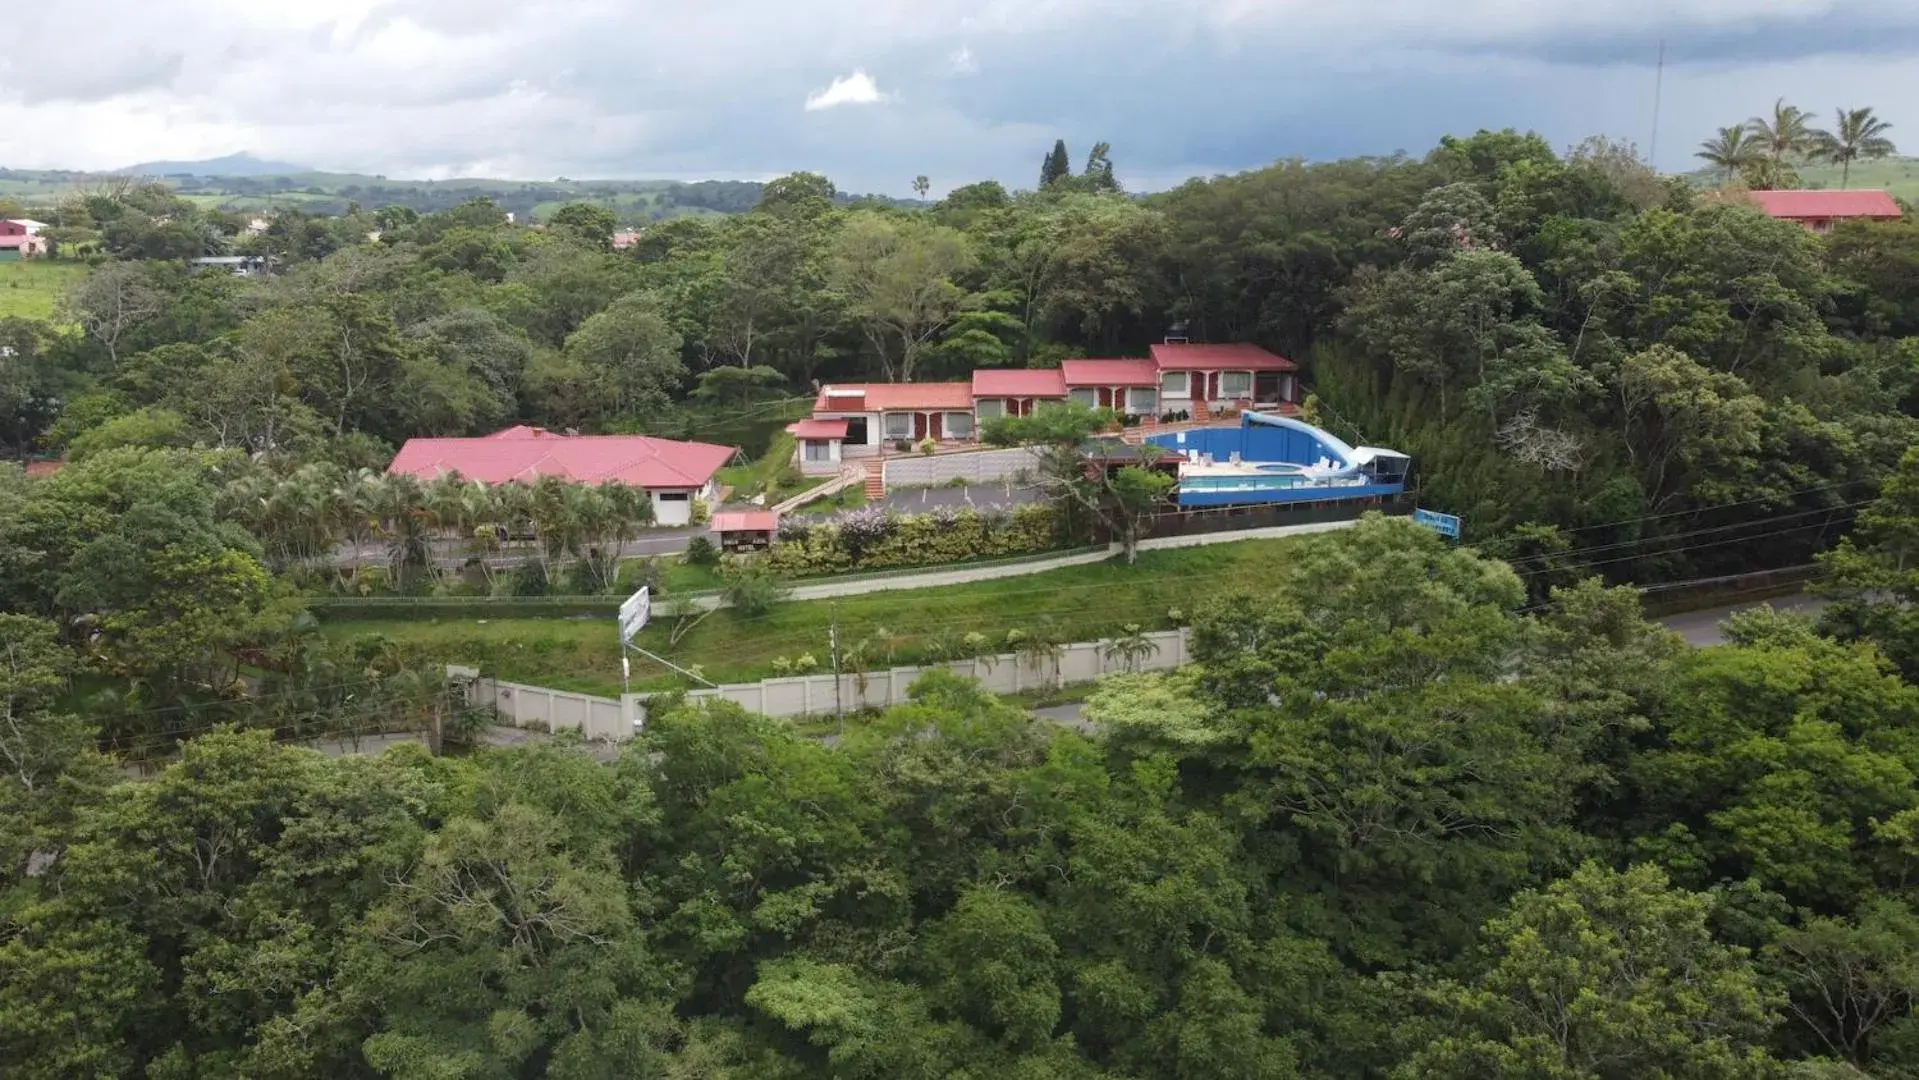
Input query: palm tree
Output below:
<box><xmin>1747</xmin><ymin>99</ymin><xmax>1818</xmax><ymax>165</ymax></box>
<box><xmin>1695</xmin><ymin>126</ymin><xmax>1761</xmax><ymax>184</ymax></box>
<box><xmin>1812</xmin><ymin>107</ymin><xmax>1897</xmax><ymax>188</ymax></box>
<box><xmin>1100</xmin><ymin>623</ymin><xmax>1159</xmax><ymax>674</ymax></box>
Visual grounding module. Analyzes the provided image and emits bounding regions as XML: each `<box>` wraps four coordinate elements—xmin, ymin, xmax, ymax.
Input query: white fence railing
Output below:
<box><xmin>456</xmin><ymin>629</ymin><xmax>1192</xmax><ymax>740</ymax></box>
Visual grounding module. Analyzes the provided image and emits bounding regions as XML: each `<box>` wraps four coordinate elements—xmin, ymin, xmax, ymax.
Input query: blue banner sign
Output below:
<box><xmin>1413</xmin><ymin>508</ymin><xmax>1462</xmax><ymax>539</ymax></box>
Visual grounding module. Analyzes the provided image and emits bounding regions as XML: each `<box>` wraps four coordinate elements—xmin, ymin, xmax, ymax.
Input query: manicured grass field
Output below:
<box><xmin>0</xmin><ymin>259</ymin><xmax>89</xmax><ymax>321</ymax></box>
<box><xmin>322</xmin><ymin>536</ymin><xmax>1301</xmax><ymax>695</ymax></box>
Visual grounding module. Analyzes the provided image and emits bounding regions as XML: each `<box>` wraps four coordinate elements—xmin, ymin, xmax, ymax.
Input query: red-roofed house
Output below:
<box><xmin>788</xmin><ymin>341</ymin><xmax>1302</xmax><ymax>471</ymax></box>
<box><xmin>1150</xmin><ymin>342</ymin><xmax>1299</xmax><ymax>413</ymax></box>
<box><xmin>1747</xmin><ymin>189</ymin><xmax>1903</xmax><ymax>233</ymax></box>
<box><xmin>972</xmin><ymin>368</ymin><xmax>1067</xmax><ymax>420</ymax></box>
<box><xmin>388</xmin><ymin>426</ymin><xmax>738</xmax><ymax>526</ymax></box>
<box><xmin>791</xmin><ymin>382</ymin><xmax>977</xmax><ymax>473</ymax></box>
<box><xmin>1061</xmin><ymin>358</ymin><xmax>1161</xmax><ymax>414</ymax></box>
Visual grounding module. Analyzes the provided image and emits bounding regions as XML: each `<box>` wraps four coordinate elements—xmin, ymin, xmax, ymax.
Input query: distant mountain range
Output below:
<box><xmin>119</xmin><ymin>152</ymin><xmax>315</xmax><ymax>177</ymax></box>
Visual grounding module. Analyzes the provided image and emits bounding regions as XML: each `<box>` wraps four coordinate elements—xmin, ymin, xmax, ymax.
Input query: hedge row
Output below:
<box><xmin>768</xmin><ymin>504</ymin><xmax>1060</xmax><ymax>576</ymax></box>
<box><xmin>307</xmin><ymin>597</ymin><xmax>623</xmax><ymax>621</ymax></box>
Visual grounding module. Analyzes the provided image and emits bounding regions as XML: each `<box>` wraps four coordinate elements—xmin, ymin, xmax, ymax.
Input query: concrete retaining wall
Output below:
<box><xmin>883</xmin><ymin>447</ymin><xmax>1044</xmax><ymax>488</ymax></box>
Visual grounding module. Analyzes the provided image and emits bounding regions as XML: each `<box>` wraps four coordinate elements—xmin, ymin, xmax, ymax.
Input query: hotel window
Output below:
<box><xmin>1129</xmin><ymin>387</ymin><xmax>1159</xmax><ymax>413</ymax></box>
<box><xmin>803</xmin><ymin>440</ymin><xmax>833</xmax><ymax>462</ymax></box>
<box><xmin>1160</xmin><ymin>370</ymin><xmax>1189</xmax><ymax>396</ymax></box>
<box><xmin>883</xmin><ymin>413</ymin><xmax>913</xmax><ymax>439</ymax></box>
<box><xmin>1219</xmin><ymin>371</ymin><xmax>1253</xmax><ymax>398</ymax></box>
<box><xmin>1069</xmin><ymin>387</ymin><xmax>1098</xmax><ymax>407</ymax></box>
<box><xmin>946</xmin><ymin>412</ymin><xmax>974</xmax><ymax>439</ymax></box>
<box><xmin>976</xmin><ymin>399</ymin><xmax>1004</xmax><ymax>419</ymax></box>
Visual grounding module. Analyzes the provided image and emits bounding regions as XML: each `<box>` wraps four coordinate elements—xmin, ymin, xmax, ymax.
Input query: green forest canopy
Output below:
<box><xmin>8</xmin><ymin>514</ymin><xmax>1919</xmax><ymax>1077</ymax></box>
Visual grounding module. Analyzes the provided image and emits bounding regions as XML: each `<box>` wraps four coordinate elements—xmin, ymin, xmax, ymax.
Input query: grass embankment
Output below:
<box><xmin>791</xmin><ymin>483</ymin><xmax>866</xmax><ymax>514</ymax></box>
<box><xmin>713</xmin><ymin>430</ymin><xmax>829</xmax><ymax>506</ymax></box>
<box><xmin>322</xmin><ymin>536</ymin><xmax>1299</xmax><ymax>695</ymax></box>
<box><xmin>0</xmin><ymin>259</ymin><xmax>88</xmax><ymax>320</ymax></box>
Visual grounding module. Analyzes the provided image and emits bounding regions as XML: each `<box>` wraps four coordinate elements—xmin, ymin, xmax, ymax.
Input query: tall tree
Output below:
<box><xmin>912</xmin><ymin>175</ymin><xmax>931</xmax><ymax>199</ymax></box>
<box><xmin>1696</xmin><ymin>125</ymin><xmax>1763</xmax><ymax>184</ymax></box>
<box><xmin>558</xmin><ymin>292</ymin><xmax>686</xmax><ymax>419</ymax></box>
<box><xmin>828</xmin><ymin>212</ymin><xmax>973</xmax><ymax>382</ymax></box>
<box><xmin>1812</xmin><ymin>107</ymin><xmax>1897</xmax><ymax>188</ymax></box>
<box><xmin>1408</xmin><ymin>862</ymin><xmax>1780</xmax><ymax>1078</ymax></box>
<box><xmin>1747</xmin><ymin>98</ymin><xmax>1819</xmax><ymax>166</ymax></box>
<box><xmin>1040</xmin><ymin>139</ymin><xmax>1072</xmax><ymax>188</ymax></box>
<box><xmin>62</xmin><ymin>263</ymin><xmax>162</xmax><ymax>368</ymax></box>
<box><xmin>546</xmin><ymin>201</ymin><xmax>618</xmax><ymax>250</ymax></box>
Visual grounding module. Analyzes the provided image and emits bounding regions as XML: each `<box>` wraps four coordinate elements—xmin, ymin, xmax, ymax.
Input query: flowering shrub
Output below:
<box><xmin>767</xmin><ymin>504</ymin><xmax>1061</xmax><ymax>576</ymax></box>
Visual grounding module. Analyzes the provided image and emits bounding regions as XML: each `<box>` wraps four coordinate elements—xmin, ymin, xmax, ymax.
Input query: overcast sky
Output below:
<box><xmin>4</xmin><ymin>1</ymin><xmax>1918</xmax><ymax>196</ymax></box>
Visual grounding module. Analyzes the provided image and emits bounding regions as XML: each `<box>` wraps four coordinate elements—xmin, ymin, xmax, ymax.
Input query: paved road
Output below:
<box><xmin>1659</xmin><ymin>592</ymin><xmax>1829</xmax><ymax>647</ymax></box>
<box><xmin>868</xmin><ymin>483</ymin><xmax>1046</xmax><ymax>514</ymax></box>
<box><xmin>1031</xmin><ymin>592</ymin><xmax>1832</xmax><ymax>730</ymax></box>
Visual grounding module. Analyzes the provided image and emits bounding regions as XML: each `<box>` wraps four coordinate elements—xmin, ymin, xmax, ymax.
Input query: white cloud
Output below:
<box><xmin>803</xmin><ymin>69</ymin><xmax>891</xmax><ymax>111</ymax></box>
<box><xmin>950</xmin><ymin>45</ymin><xmax>978</xmax><ymax>75</ymax></box>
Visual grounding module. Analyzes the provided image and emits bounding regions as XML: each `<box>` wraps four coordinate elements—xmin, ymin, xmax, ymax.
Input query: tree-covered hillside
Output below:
<box><xmin>5</xmin><ymin>127</ymin><xmax>1919</xmax><ymax>1077</ymax></box>
<box><xmin>7</xmin><ymin>514</ymin><xmax>1919</xmax><ymax>1077</ymax></box>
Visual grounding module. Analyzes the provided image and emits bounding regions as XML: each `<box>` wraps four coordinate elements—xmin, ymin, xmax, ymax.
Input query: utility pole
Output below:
<box><xmin>1649</xmin><ymin>38</ymin><xmax>1666</xmax><ymax>166</ymax></box>
<box><xmin>829</xmin><ymin>602</ymin><xmax>844</xmax><ymax>731</ymax></box>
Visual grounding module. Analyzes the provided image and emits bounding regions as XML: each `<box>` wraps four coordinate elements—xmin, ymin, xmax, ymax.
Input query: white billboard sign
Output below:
<box><xmin>618</xmin><ymin>586</ymin><xmax>651</xmax><ymax>644</ymax></box>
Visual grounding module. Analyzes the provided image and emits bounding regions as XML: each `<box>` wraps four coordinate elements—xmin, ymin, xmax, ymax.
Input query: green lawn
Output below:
<box><xmin>714</xmin><ymin>431</ymin><xmax>829</xmax><ymax>506</ymax></box>
<box><xmin>0</xmin><ymin>259</ymin><xmax>88</xmax><ymax>321</ymax></box>
<box><xmin>322</xmin><ymin>536</ymin><xmax>1300</xmax><ymax>695</ymax></box>
<box><xmin>791</xmin><ymin>483</ymin><xmax>866</xmax><ymax>514</ymax></box>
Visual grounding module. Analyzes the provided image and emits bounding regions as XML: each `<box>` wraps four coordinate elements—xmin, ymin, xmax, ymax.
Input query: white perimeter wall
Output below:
<box><xmin>456</xmin><ymin>629</ymin><xmax>1191</xmax><ymax>740</ymax></box>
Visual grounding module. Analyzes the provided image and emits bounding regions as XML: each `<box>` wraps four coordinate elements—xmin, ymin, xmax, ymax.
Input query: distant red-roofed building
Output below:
<box><xmin>1747</xmin><ymin>189</ymin><xmax>1903</xmax><ymax>233</ymax></box>
<box><xmin>387</xmin><ymin>426</ymin><xmax>737</xmax><ymax>526</ymax></box>
<box><xmin>0</xmin><ymin>220</ymin><xmax>47</xmax><ymax>259</ymax></box>
<box><xmin>22</xmin><ymin>459</ymin><xmax>62</xmax><ymax>478</ymax></box>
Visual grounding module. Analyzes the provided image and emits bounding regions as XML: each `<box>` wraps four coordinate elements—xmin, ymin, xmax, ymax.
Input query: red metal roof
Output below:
<box><xmin>1062</xmin><ymin>358</ymin><xmax>1160</xmax><ymax>387</ymax></box>
<box><xmin>711</xmin><ymin>511</ymin><xmax>778</xmax><ymax>533</ymax></box>
<box><xmin>972</xmin><ymin>368</ymin><xmax>1068</xmax><ymax>398</ymax></box>
<box><xmin>388</xmin><ymin>427</ymin><xmax>735</xmax><ymax>489</ymax></box>
<box><xmin>787</xmin><ymin>418</ymin><xmax>850</xmax><ymax>439</ymax></box>
<box><xmin>485</xmin><ymin>424</ymin><xmax>553</xmax><ymax>439</ymax></box>
<box><xmin>1748</xmin><ymin>189</ymin><xmax>1902</xmax><ymax>221</ymax></box>
<box><xmin>812</xmin><ymin>382</ymin><xmax>975</xmax><ymax>412</ymax></box>
<box><xmin>1150</xmin><ymin>342</ymin><xmax>1298</xmax><ymax>372</ymax></box>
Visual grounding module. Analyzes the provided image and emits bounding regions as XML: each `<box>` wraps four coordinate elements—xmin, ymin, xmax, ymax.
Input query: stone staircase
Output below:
<box><xmin>862</xmin><ymin>459</ymin><xmax>886</xmax><ymax>500</ymax></box>
<box><xmin>1189</xmin><ymin>398</ymin><xmax>1212</xmax><ymax>423</ymax></box>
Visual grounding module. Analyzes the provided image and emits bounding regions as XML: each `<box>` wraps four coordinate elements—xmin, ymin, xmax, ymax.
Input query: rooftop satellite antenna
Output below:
<box><xmin>1649</xmin><ymin>38</ymin><xmax>1666</xmax><ymax>166</ymax></box>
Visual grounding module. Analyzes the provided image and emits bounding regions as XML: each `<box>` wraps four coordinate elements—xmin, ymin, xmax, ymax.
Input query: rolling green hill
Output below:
<box><xmin>0</xmin><ymin>163</ymin><xmax>914</xmax><ymax>223</ymax></box>
<box><xmin>1685</xmin><ymin>155</ymin><xmax>1919</xmax><ymax>201</ymax></box>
